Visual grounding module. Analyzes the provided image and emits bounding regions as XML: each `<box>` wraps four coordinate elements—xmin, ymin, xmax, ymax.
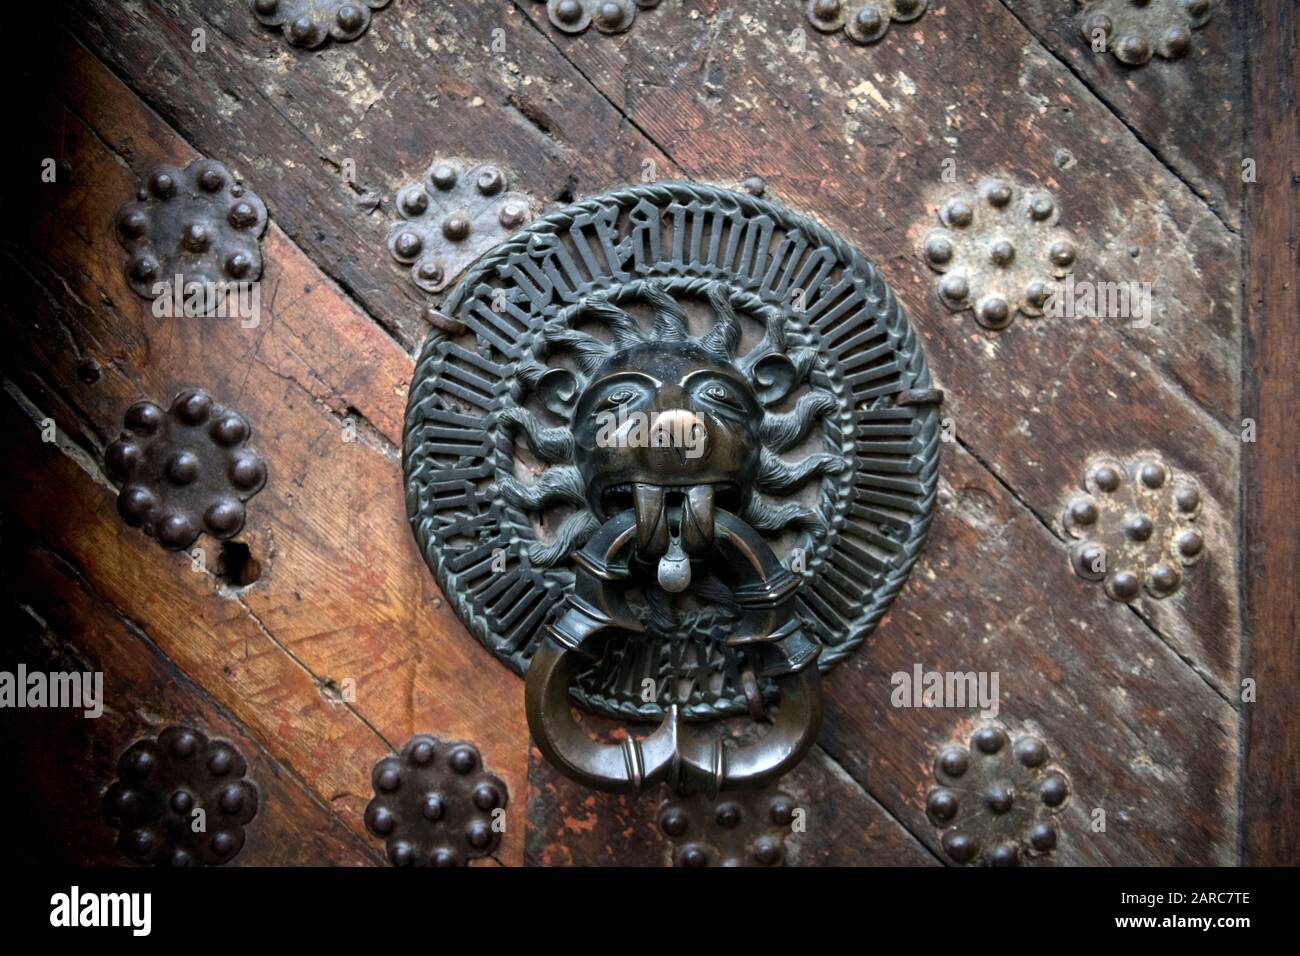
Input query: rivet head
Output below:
<box><xmin>1108</xmin><ymin>569</ymin><xmax>1142</xmax><ymax>601</ymax></box>
<box><xmin>166</xmin><ymin>450</ymin><xmax>200</xmax><ymax>485</ymax></box>
<box><xmin>976</xmin><ymin>297</ymin><xmax>1012</xmax><ymax>329</ymax></box>
<box><xmin>150</xmin><ymin>172</ymin><xmax>176</xmax><ymax>198</ymax></box>
<box><xmin>944</xmin><ymin>199</ymin><xmax>974</xmax><ymax>228</ymax></box>
<box><xmin>926</xmin><ymin>788</ymin><xmax>959</xmax><ymax>822</ymax></box>
<box><xmin>659</xmin><ymin>807</ymin><xmax>689</xmax><ymax>837</ymax></box>
<box><xmin>1040</xmin><ymin>773</ymin><xmax>1070</xmax><ymax>807</ymax></box>
<box><xmin>989</xmin><ymin>239</ymin><xmax>1016</xmax><ymax>267</ymax></box>
<box><xmin>925</xmin><ymin>234</ymin><xmax>954</xmax><ymax>265</ymax></box>
<box><xmin>1116</xmin><ymin>33</ymin><xmax>1152</xmax><ymax>64</ymax></box>
<box><xmin>939</xmin><ymin>274</ymin><xmax>969</xmax><ymax>302</ymax></box>
<box><xmin>498</xmin><ymin>202</ymin><xmax>527</xmax><ymax>229</ymax></box>
<box><xmin>1092</xmin><ymin>464</ymin><xmax>1122</xmax><ymax>492</ymax></box>
<box><xmin>394</xmin><ymin>230</ymin><xmax>423</xmax><ymax>259</ymax></box>
<box><xmin>442</xmin><ymin>213</ymin><xmax>471</xmax><ymax>242</ymax></box>
<box><xmin>1174</xmin><ymin>485</ymin><xmax>1200</xmax><ymax>512</ymax></box>
<box><xmin>1139</xmin><ymin>462</ymin><xmax>1166</xmax><ymax>488</ymax></box>
<box><xmin>769</xmin><ymin>796</ymin><xmax>795</xmax><ymax>826</ymax></box>
<box><xmin>715</xmin><ymin>802</ymin><xmax>742</xmax><ymax>828</ymax></box>
<box><xmin>1161</xmin><ymin>25</ymin><xmax>1192</xmax><ymax>58</ymax></box>
<box><xmin>1028</xmin><ymin>822</ymin><xmax>1058</xmax><ymax>851</ymax></box>
<box><xmin>476</xmin><ymin>167</ymin><xmax>505</xmax><ymax>196</ymax></box>
<box><xmin>989</xmin><ymin>842</ymin><xmax>1019</xmax><ymax>867</ymax></box>
<box><xmin>1123</xmin><ymin>513</ymin><xmax>1154</xmax><ymax>541</ymax></box>
<box><xmin>400</xmin><ymin>187</ymin><xmax>429</xmax><ymax>216</ymax></box>
<box><xmin>1148</xmin><ymin>563</ymin><xmax>1181</xmax><ymax>593</ymax></box>
<box><xmin>449</xmin><ymin>746</ymin><xmax>478</xmax><ymax>774</ymax></box>
<box><xmin>1014</xmin><ymin>736</ymin><xmax>1048</xmax><ymax>768</ymax></box>
<box><xmin>811</xmin><ymin>0</ymin><xmax>842</xmax><ymax>21</ymax></box>
<box><xmin>472</xmin><ymin>783</ymin><xmax>500</xmax><ymax>811</ymax></box>
<box><xmin>1029</xmin><ymin>195</ymin><xmax>1055</xmax><ymax>220</ymax></box>
<box><xmin>853</xmin><ymin>7</ymin><xmax>883</xmax><ymax>32</ymax></box>
<box><xmin>1069</xmin><ymin>498</ymin><xmax>1099</xmax><ymax>525</ymax></box>
<box><xmin>596</xmin><ymin>3</ymin><xmax>625</xmax><ymax>29</ymax></box>
<box><xmin>422</xmin><ymin>793</ymin><xmax>444</xmax><ymax>820</ymax></box>
<box><xmin>985</xmin><ymin>784</ymin><xmax>1014</xmax><ymax>815</ymax></box>
<box><xmin>1049</xmin><ymin>239</ymin><xmax>1077</xmax><ymax>268</ymax></box>
<box><xmin>286</xmin><ymin>16</ymin><xmax>320</xmax><ymax>47</ymax></box>
<box><xmin>118</xmin><ymin>209</ymin><xmax>148</xmax><ymax>238</ymax></box>
<box><xmin>556</xmin><ymin>0</ymin><xmax>585</xmax><ymax>24</ymax></box>
<box><xmin>336</xmin><ymin>5</ymin><xmax>365</xmax><ymax>31</ymax></box>
<box><xmin>198</xmin><ymin>168</ymin><xmax>224</xmax><ymax>192</ymax></box>
<box><xmin>938</xmin><ymin>745</ymin><xmax>970</xmax><ymax>777</ymax></box>
<box><xmin>973</xmin><ymin>726</ymin><xmax>1007</xmax><ymax>754</ymax></box>
<box><xmin>170</xmin><ymin>789</ymin><xmax>194</xmax><ymax>815</ymax></box>
<box><xmin>1177</xmin><ymin>529</ymin><xmax>1204</xmax><ymax>558</ymax></box>
<box><xmin>942</xmin><ymin>831</ymin><xmax>978</xmax><ymax>863</ymax></box>
<box><xmin>431</xmin><ymin>164</ymin><xmax>458</xmax><ymax>190</ymax></box>
<box><xmin>985</xmin><ymin>181</ymin><xmax>1013</xmax><ymax>207</ymax></box>
<box><xmin>204</xmin><ymin>500</ymin><xmax>244</xmax><ymax>536</ymax></box>
<box><xmin>751</xmin><ymin>835</ymin><xmax>783</xmax><ymax>866</ymax></box>
<box><xmin>409</xmin><ymin>739</ymin><xmax>435</xmax><ymax>765</ymax></box>
<box><xmin>678</xmin><ymin>845</ymin><xmax>709</xmax><ymax>867</ymax></box>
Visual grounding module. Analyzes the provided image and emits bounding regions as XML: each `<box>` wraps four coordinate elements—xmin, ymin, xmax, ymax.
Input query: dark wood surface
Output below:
<box><xmin>1241</xmin><ymin>0</ymin><xmax>1299</xmax><ymax>866</ymax></box>
<box><xmin>0</xmin><ymin>0</ymin><xmax>1290</xmax><ymax>866</ymax></box>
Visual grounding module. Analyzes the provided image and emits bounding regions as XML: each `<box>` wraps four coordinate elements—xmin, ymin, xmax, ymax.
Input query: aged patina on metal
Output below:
<box><xmin>388</xmin><ymin>159</ymin><xmax>535</xmax><ymax>296</ymax></box>
<box><xmin>806</xmin><ymin>0</ymin><xmax>928</xmax><ymax>45</ymax></box>
<box><xmin>404</xmin><ymin>182</ymin><xmax>940</xmax><ymax>793</ymax></box>
<box><xmin>103</xmin><ymin>726</ymin><xmax>258</xmax><ymax>866</ymax></box>
<box><xmin>105</xmin><ymin>389</ymin><xmax>268</xmax><ymax>551</ymax></box>
<box><xmin>659</xmin><ymin>786</ymin><xmax>799</xmax><ymax>867</ymax></box>
<box><xmin>532</xmin><ymin>0</ymin><xmax>661</xmax><ymax>35</ymax></box>
<box><xmin>114</xmin><ymin>159</ymin><xmax>268</xmax><ymax>300</ymax></box>
<box><xmin>248</xmin><ymin>0</ymin><xmax>390</xmax><ymax>48</ymax></box>
<box><xmin>1078</xmin><ymin>0</ymin><xmax>1214</xmax><ymax>66</ymax></box>
<box><xmin>922</xmin><ymin>177</ymin><xmax>1078</xmax><ymax>331</ymax></box>
<box><xmin>926</xmin><ymin>725</ymin><xmax>1070</xmax><ymax>866</ymax></box>
<box><xmin>364</xmin><ymin>736</ymin><xmax>507</xmax><ymax>867</ymax></box>
<box><xmin>1063</xmin><ymin>454</ymin><xmax>1204</xmax><ymax>602</ymax></box>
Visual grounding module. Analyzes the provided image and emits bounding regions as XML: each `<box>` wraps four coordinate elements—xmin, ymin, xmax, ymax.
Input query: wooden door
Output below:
<box><xmin>1</xmin><ymin>0</ymin><xmax>1293</xmax><ymax>867</ymax></box>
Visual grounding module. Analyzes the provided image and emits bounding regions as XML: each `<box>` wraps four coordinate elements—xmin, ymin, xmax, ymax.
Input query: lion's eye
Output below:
<box><xmin>604</xmin><ymin>388</ymin><xmax>635</xmax><ymax>407</ymax></box>
<box><xmin>705</xmin><ymin>384</ymin><xmax>736</xmax><ymax>404</ymax></box>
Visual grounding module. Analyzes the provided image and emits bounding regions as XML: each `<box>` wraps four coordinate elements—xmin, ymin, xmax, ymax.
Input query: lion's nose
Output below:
<box><xmin>649</xmin><ymin>409</ymin><xmax>707</xmax><ymax>462</ymax></box>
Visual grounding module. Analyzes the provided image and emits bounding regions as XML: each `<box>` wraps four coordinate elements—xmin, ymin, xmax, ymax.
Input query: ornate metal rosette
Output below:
<box><xmin>248</xmin><ymin>0</ymin><xmax>390</xmax><ymax>49</ymax></box>
<box><xmin>1077</xmin><ymin>0</ymin><xmax>1214</xmax><ymax>66</ymax></box>
<box><xmin>404</xmin><ymin>182</ymin><xmax>940</xmax><ymax>721</ymax></box>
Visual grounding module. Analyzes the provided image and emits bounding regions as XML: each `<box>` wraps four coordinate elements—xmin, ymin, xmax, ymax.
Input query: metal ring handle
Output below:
<box><xmin>524</xmin><ymin>511</ymin><xmax>823</xmax><ymax>796</ymax></box>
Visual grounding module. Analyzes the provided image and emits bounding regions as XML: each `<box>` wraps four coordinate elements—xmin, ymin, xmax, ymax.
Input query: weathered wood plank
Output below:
<box><xmin>1004</xmin><ymin>0</ymin><xmax>1246</xmax><ymax>230</ymax></box>
<box><xmin>0</xmin><ymin>525</ymin><xmax>380</xmax><ymax>866</ymax></box>
<box><xmin>66</xmin><ymin>0</ymin><xmax>1243</xmax><ymax>690</ymax></box>
<box><xmin>65</xmin><ymin>0</ymin><xmax>675</xmax><ymax>349</ymax></box>
<box><xmin>1241</xmin><ymin>0</ymin><xmax>1299</xmax><ymax>866</ymax></box>
<box><xmin>816</xmin><ymin>444</ymin><xmax>1237</xmax><ymax>864</ymax></box>
<box><xmin>2</xmin><ymin>56</ymin><xmax>531</xmax><ymax>863</ymax></box>
<box><xmin>526</xmin><ymin>742</ymin><xmax>940</xmax><ymax>866</ymax></box>
<box><xmin>516</xmin><ymin>0</ymin><xmax>1242</xmax><ymax>692</ymax></box>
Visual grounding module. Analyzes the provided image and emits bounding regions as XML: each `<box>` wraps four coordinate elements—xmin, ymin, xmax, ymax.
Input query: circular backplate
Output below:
<box><xmin>404</xmin><ymin>182</ymin><xmax>939</xmax><ymax>721</ymax></box>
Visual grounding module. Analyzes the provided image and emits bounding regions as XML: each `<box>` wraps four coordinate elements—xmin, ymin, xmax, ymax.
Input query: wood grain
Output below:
<box><xmin>0</xmin><ymin>521</ymin><xmax>381</xmax><ymax>866</ymax></box>
<box><xmin>1241</xmin><ymin>0</ymin><xmax>1299</xmax><ymax>866</ymax></box>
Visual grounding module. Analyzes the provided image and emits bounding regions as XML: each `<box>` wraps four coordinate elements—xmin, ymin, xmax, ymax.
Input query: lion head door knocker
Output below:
<box><xmin>404</xmin><ymin>182</ymin><xmax>941</xmax><ymax>796</ymax></box>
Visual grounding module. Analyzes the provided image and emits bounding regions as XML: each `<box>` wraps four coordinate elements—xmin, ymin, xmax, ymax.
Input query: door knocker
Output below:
<box><xmin>404</xmin><ymin>182</ymin><xmax>941</xmax><ymax>795</ymax></box>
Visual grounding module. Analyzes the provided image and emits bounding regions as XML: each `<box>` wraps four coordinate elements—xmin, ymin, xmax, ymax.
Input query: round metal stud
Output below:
<box><xmin>105</xmin><ymin>727</ymin><xmax>257</xmax><ymax>866</ymax></box>
<box><xmin>365</xmin><ymin>736</ymin><xmax>507</xmax><ymax>867</ymax></box>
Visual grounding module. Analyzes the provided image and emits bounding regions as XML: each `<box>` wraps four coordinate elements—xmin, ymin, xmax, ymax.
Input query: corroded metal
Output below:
<box><xmin>387</xmin><ymin>159</ymin><xmax>534</xmax><ymax>295</ymax></box>
<box><xmin>364</xmin><ymin>736</ymin><xmax>507</xmax><ymax>867</ymax></box>
<box><xmin>103</xmin><ymin>726</ymin><xmax>258</xmax><ymax>867</ymax></box>
<box><xmin>533</xmin><ymin>0</ymin><xmax>661</xmax><ymax>35</ymax></box>
<box><xmin>249</xmin><ymin>0</ymin><xmax>390</xmax><ymax>48</ymax></box>
<box><xmin>659</xmin><ymin>786</ymin><xmax>799</xmax><ymax>866</ymax></box>
<box><xmin>1078</xmin><ymin>0</ymin><xmax>1214</xmax><ymax>66</ymax></box>
<box><xmin>1062</xmin><ymin>454</ymin><xmax>1204</xmax><ymax>601</ymax></box>
<box><xmin>806</xmin><ymin>0</ymin><xmax>928</xmax><ymax>45</ymax></box>
<box><xmin>403</xmin><ymin>182</ymin><xmax>941</xmax><ymax>725</ymax></box>
<box><xmin>921</xmin><ymin>177</ymin><xmax>1078</xmax><ymax>330</ymax></box>
<box><xmin>926</xmin><ymin>725</ymin><xmax>1069</xmax><ymax>866</ymax></box>
<box><xmin>105</xmin><ymin>389</ymin><xmax>267</xmax><ymax>551</ymax></box>
<box><xmin>114</xmin><ymin>159</ymin><xmax>267</xmax><ymax>299</ymax></box>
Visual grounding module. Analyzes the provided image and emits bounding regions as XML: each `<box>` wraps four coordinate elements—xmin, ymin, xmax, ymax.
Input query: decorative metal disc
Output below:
<box><xmin>404</xmin><ymin>182</ymin><xmax>940</xmax><ymax>721</ymax></box>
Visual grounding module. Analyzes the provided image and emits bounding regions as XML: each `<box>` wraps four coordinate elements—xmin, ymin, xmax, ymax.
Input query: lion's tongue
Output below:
<box><xmin>631</xmin><ymin>483</ymin><xmax>716</xmax><ymax>593</ymax></box>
